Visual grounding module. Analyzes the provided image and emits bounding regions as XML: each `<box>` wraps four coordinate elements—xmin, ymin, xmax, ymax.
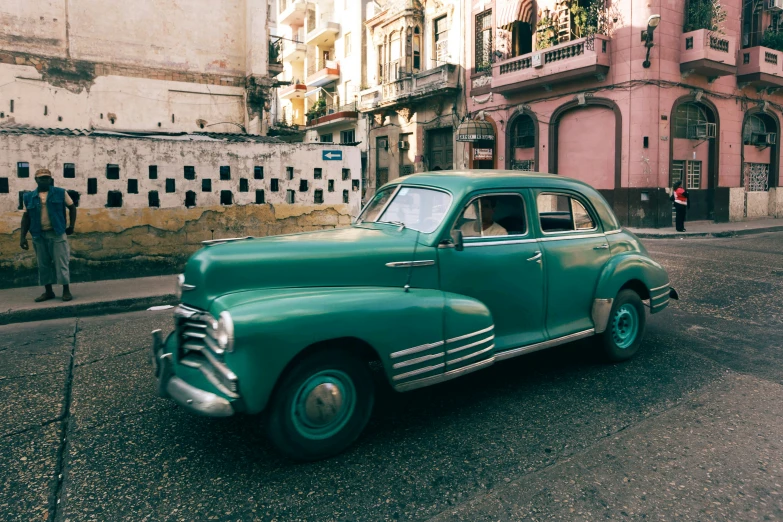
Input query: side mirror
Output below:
<box><xmin>451</xmin><ymin>229</ymin><xmax>464</xmax><ymax>251</ymax></box>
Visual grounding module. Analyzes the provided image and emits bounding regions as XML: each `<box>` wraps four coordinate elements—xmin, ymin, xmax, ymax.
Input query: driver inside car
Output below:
<box><xmin>460</xmin><ymin>197</ymin><xmax>507</xmax><ymax>237</ymax></box>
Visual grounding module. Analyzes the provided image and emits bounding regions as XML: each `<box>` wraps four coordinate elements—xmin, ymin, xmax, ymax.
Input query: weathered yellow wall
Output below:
<box><xmin>0</xmin><ymin>203</ymin><xmax>352</xmax><ymax>288</ymax></box>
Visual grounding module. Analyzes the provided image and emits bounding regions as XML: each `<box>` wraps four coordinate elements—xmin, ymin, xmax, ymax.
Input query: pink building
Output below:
<box><xmin>465</xmin><ymin>0</ymin><xmax>783</xmax><ymax>227</ymax></box>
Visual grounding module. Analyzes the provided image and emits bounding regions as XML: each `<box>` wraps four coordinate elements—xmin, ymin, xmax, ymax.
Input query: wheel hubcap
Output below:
<box><xmin>292</xmin><ymin>370</ymin><xmax>356</xmax><ymax>440</ymax></box>
<box><xmin>612</xmin><ymin>304</ymin><xmax>639</xmax><ymax>350</ymax></box>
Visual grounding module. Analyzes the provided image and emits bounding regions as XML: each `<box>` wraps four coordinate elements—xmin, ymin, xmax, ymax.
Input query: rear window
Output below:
<box><xmin>537</xmin><ymin>193</ymin><xmax>596</xmax><ymax>233</ymax></box>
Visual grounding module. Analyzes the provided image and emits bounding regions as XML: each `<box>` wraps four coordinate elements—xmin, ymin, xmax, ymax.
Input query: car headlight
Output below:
<box><xmin>175</xmin><ymin>274</ymin><xmax>184</xmax><ymax>301</ymax></box>
<box><xmin>215</xmin><ymin>311</ymin><xmax>234</xmax><ymax>352</ymax></box>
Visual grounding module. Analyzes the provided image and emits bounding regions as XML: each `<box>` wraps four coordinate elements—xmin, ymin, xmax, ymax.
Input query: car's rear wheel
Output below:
<box><xmin>597</xmin><ymin>289</ymin><xmax>646</xmax><ymax>362</ymax></box>
<box><xmin>266</xmin><ymin>349</ymin><xmax>374</xmax><ymax>461</ymax></box>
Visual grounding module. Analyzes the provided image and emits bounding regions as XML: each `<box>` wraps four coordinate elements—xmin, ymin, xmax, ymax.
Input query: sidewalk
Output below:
<box><xmin>1</xmin><ymin>218</ymin><xmax>782</xmax><ymax>325</ymax></box>
<box><xmin>628</xmin><ymin>217</ymin><xmax>783</xmax><ymax>238</ymax></box>
<box><xmin>0</xmin><ymin>275</ymin><xmax>176</xmax><ymax>326</ymax></box>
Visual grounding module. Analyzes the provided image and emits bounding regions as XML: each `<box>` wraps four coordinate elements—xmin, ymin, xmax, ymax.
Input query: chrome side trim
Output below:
<box><xmin>447</xmin><ymin>345</ymin><xmax>494</xmax><ymax>366</ymax></box>
<box><xmin>464</xmin><ymin>237</ymin><xmax>537</xmax><ymax>247</ymax></box>
<box><xmin>539</xmin><ymin>233</ymin><xmax>605</xmax><ymax>242</ymax></box>
<box><xmin>201</xmin><ymin>236</ymin><xmax>254</xmax><ymax>246</ymax></box>
<box><xmin>385</xmin><ymin>260</ymin><xmax>436</xmax><ymax>268</ymax></box>
<box><xmin>392</xmin><ymin>362</ymin><xmax>445</xmax><ymax>381</ymax></box>
<box><xmin>392</xmin><ymin>352</ymin><xmax>444</xmax><ymax>369</ymax></box>
<box><xmin>446</xmin><ymin>335</ymin><xmax>495</xmax><ymax>355</ymax></box>
<box><xmin>592</xmin><ymin>299</ymin><xmax>614</xmax><ymax>334</ymax></box>
<box><xmin>650</xmin><ymin>282</ymin><xmax>670</xmax><ymax>293</ymax></box>
<box><xmin>446</xmin><ymin>325</ymin><xmax>494</xmax><ymax>344</ymax></box>
<box><xmin>174</xmin><ymin>304</ymin><xmax>200</xmax><ymax>319</ymax></box>
<box><xmin>394</xmin><ymin>356</ymin><xmax>495</xmax><ymax>392</ymax></box>
<box><xmin>390</xmin><ymin>340</ymin><xmax>445</xmax><ymax>359</ymax></box>
<box><xmin>651</xmin><ymin>298</ymin><xmax>670</xmax><ymax>310</ymax></box>
<box><xmin>495</xmin><ymin>329</ymin><xmax>596</xmax><ymax>362</ymax></box>
<box><xmin>183</xmin><ymin>284</ymin><xmax>196</xmax><ymax>291</ymax></box>
<box><xmin>605</xmin><ymin>229</ymin><xmax>622</xmax><ymax>235</ymax></box>
<box><xmin>651</xmin><ymin>289</ymin><xmax>670</xmax><ymax>301</ymax></box>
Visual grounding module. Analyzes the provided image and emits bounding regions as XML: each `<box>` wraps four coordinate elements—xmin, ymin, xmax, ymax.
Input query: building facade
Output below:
<box><xmin>466</xmin><ymin>0</ymin><xmax>783</xmax><ymax>226</ymax></box>
<box><xmin>0</xmin><ymin>0</ymin><xmax>281</xmax><ymax>135</ymax></box>
<box><xmin>359</xmin><ymin>0</ymin><xmax>468</xmax><ymax>200</ymax></box>
<box><xmin>275</xmin><ymin>0</ymin><xmax>368</xmax><ymax>151</ymax></box>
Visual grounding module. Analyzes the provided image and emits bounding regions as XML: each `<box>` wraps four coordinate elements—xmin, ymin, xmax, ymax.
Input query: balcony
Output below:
<box><xmin>280</xmin><ymin>83</ymin><xmax>307</xmax><ymax>100</ymax></box>
<box><xmin>305</xmin><ymin>61</ymin><xmax>340</xmax><ymax>87</ymax></box>
<box><xmin>737</xmin><ymin>46</ymin><xmax>783</xmax><ymax>88</ymax></box>
<box><xmin>307</xmin><ymin>101</ymin><xmax>359</xmax><ymax>128</ymax></box>
<box><xmin>305</xmin><ymin>21</ymin><xmax>340</xmax><ymax>46</ymax></box>
<box><xmin>279</xmin><ymin>0</ymin><xmax>308</xmax><ymax>26</ymax></box>
<box><xmin>492</xmin><ymin>35</ymin><xmax>611</xmax><ymax>94</ymax></box>
<box><xmin>359</xmin><ymin>63</ymin><xmax>460</xmax><ymax>112</ymax></box>
<box><xmin>282</xmin><ymin>38</ymin><xmax>307</xmax><ymax>62</ymax></box>
<box><xmin>268</xmin><ymin>37</ymin><xmax>284</xmax><ymax>77</ymax></box>
<box><xmin>680</xmin><ymin>29</ymin><xmax>736</xmax><ymax>78</ymax></box>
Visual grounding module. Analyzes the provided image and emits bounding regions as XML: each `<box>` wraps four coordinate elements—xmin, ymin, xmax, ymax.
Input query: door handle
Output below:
<box><xmin>594</xmin><ymin>244</ymin><xmax>610</xmax><ymax>250</ymax></box>
<box><xmin>527</xmin><ymin>251</ymin><xmax>542</xmax><ymax>262</ymax></box>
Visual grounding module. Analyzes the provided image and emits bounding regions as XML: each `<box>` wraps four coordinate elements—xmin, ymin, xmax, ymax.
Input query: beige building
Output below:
<box><xmin>275</xmin><ymin>0</ymin><xmax>369</xmax><ymax>183</ymax></box>
<box><xmin>0</xmin><ymin>0</ymin><xmax>282</xmax><ymax>135</ymax></box>
<box><xmin>359</xmin><ymin>0</ymin><xmax>467</xmax><ymax>199</ymax></box>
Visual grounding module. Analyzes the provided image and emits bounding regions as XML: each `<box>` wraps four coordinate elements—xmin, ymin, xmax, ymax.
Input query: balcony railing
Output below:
<box><xmin>492</xmin><ymin>35</ymin><xmax>611</xmax><ymax>94</ymax></box>
<box><xmin>737</xmin><ymin>46</ymin><xmax>783</xmax><ymax>87</ymax></box>
<box><xmin>307</xmin><ymin>101</ymin><xmax>359</xmax><ymax>126</ymax></box>
<box><xmin>268</xmin><ymin>37</ymin><xmax>284</xmax><ymax>75</ymax></box>
<box><xmin>680</xmin><ymin>29</ymin><xmax>736</xmax><ymax>78</ymax></box>
<box><xmin>360</xmin><ymin>64</ymin><xmax>459</xmax><ymax>111</ymax></box>
<box><xmin>305</xmin><ymin>61</ymin><xmax>340</xmax><ymax>87</ymax></box>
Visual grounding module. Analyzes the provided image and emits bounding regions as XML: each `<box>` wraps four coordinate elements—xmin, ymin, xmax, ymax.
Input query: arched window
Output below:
<box><xmin>413</xmin><ymin>26</ymin><xmax>421</xmax><ymax>70</ymax></box>
<box><xmin>743</xmin><ymin>114</ymin><xmax>767</xmax><ymax>144</ymax></box>
<box><xmin>673</xmin><ymin>103</ymin><xmax>709</xmax><ymax>139</ymax></box>
<box><xmin>390</xmin><ymin>31</ymin><xmax>401</xmax><ymax>80</ymax></box>
<box><xmin>513</xmin><ymin>115</ymin><xmax>535</xmax><ymax>148</ymax></box>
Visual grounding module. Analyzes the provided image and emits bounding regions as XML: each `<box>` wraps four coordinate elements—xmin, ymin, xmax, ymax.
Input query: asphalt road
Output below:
<box><xmin>1</xmin><ymin>233</ymin><xmax>782</xmax><ymax>522</ymax></box>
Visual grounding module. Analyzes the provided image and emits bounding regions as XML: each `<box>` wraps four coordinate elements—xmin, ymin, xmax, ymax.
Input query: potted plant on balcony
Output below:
<box><xmin>536</xmin><ymin>14</ymin><xmax>558</xmax><ymax>50</ymax></box>
<box><xmin>683</xmin><ymin>0</ymin><xmax>727</xmax><ymax>34</ymax></box>
<box><xmin>761</xmin><ymin>29</ymin><xmax>783</xmax><ymax>52</ymax></box>
<box><xmin>306</xmin><ymin>97</ymin><xmax>327</xmax><ymax>124</ymax></box>
<box><xmin>571</xmin><ymin>0</ymin><xmax>611</xmax><ymax>39</ymax></box>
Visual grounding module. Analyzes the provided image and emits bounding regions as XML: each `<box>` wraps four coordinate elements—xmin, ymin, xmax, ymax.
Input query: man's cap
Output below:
<box><xmin>34</xmin><ymin>168</ymin><xmax>52</xmax><ymax>178</ymax></box>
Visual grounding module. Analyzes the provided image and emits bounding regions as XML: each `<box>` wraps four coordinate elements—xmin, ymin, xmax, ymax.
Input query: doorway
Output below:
<box><xmin>427</xmin><ymin>128</ymin><xmax>453</xmax><ymax>170</ymax></box>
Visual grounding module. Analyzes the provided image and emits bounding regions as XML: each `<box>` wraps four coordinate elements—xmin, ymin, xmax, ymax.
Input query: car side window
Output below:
<box><xmin>537</xmin><ymin>193</ymin><xmax>596</xmax><ymax>233</ymax></box>
<box><xmin>454</xmin><ymin>194</ymin><xmax>527</xmax><ymax>238</ymax></box>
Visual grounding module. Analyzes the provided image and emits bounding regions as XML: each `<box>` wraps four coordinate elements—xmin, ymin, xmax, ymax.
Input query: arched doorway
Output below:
<box><xmin>549</xmin><ymin>99</ymin><xmax>621</xmax><ymax>193</ymax></box>
<box><xmin>741</xmin><ymin>110</ymin><xmax>779</xmax><ymax>218</ymax></box>
<box><xmin>506</xmin><ymin>110</ymin><xmax>538</xmax><ymax>171</ymax></box>
<box><xmin>669</xmin><ymin>96</ymin><xmax>720</xmax><ymax>221</ymax></box>
<box><xmin>470</xmin><ymin>117</ymin><xmax>498</xmax><ymax>169</ymax></box>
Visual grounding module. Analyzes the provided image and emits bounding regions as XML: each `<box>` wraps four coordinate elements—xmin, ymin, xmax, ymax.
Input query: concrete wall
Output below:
<box><xmin>0</xmin><ymin>0</ymin><xmax>274</xmax><ymax>134</ymax></box>
<box><xmin>0</xmin><ymin>134</ymin><xmax>362</xmax><ymax>288</ymax></box>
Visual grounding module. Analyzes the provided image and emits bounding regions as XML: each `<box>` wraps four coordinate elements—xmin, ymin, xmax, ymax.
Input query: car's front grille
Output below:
<box><xmin>175</xmin><ymin>305</ymin><xmax>239</xmax><ymax>397</ymax></box>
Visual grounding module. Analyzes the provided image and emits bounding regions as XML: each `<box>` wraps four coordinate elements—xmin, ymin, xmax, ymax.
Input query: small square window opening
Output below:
<box><xmin>286</xmin><ymin>166</ymin><xmax>294</xmax><ymax>180</ymax></box>
<box><xmin>17</xmin><ymin>162</ymin><xmax>30</xmax><ymax>178</ymax></box>
<box><xmin>87</xmin><ymin>178</ymin><xmax>98</xmax><ymax>194</ymax></box>
<box><xmin>106</xmin><ymin>164</ymin><xmax>120</xmax><ymax>179</ymax></box>
<box><xmin>314</xmin><ymin>168</ymin><xmax>322</xmax><ymax>179</ymax></box>
<box><xmin>299</xmin><ymin>179</ymin><xmax>308</xmax><ymax>192</ymax></box>
<box><xmin>166</xmin><ymin>179</ymin><xmax>176</xmax><ymax>193</ymax></box>
<box><xmin>314</xmin><ymin>189</ymin><xmax>324</xmax><ymax>204</ymax></box>
<box><xmin>149</xmin><ymin>165</ymin><xmax>158</xmax><ymax>179</ymax></box>
<box><xmin>255</xmin><ymin>189</ymin><xmax>265</xmax><ymax>204</ymax></box>
<box><xmin>328</xmin><ymin>180</ymin><xmax>335</xmax><ymax>192</ymax></box>
<box><xmin>342</xmin><ymin>168</ymin><xmax>350</xmax><ymax>180</ymax></box>
<box><xmin>220</xmin><ymin>190</ymin><xmax>233</xmax><ymax>205</ymax></box>
<box><xmin>106</xmin><ymin>191</ymin><xmax>123</xmax><ymax>208</ymax></box>
<box><xmin>63</xmin><ymin>163</ymin><xmax>76</xmax><ymax>178</ymax></box>
<box><xmin>128</xmin><ymin>179</ymin><xmax>139</xmax><ymax>194</ymax></box>
<box><xmin>271</xmin><ymin>178</ymin><xmax>279</xmax><ymax>191</ymax></box>
<box><xmin>254</xmin><ymin>166</ymin><xmax>264</xmax><ymax>179</ymax></box>
<box><xmin>240</xmin><ymin>178</ymin><xmax>249</xmax><ymax>192</ymax></box>
<box><xmin>202</xmin><ymin>179</ymin><xmax>212</xmax><ymax>192</ymax></box>
<box><xmin>148</xmin><ymin>191</ymin><xmax>160</xmax><ymax>208</ymax></box>
<box><xmin>184</xmin><ymin>166</ymin><xmax>196</xmax><ymax>180</ymax></box>
<box><xmin>185</xmin><ymin>190</ymin><xmax>197</xmax><ymax>208</ymax></box>
<box><xmin>220</xmin><ymin>166</ymin><xmax>231</xmax><ymax>180</ymax></box>
<box><xmin>286</xmin><ymin>189</ymin><xmax>295</xmax><ymax>204</ymax></box>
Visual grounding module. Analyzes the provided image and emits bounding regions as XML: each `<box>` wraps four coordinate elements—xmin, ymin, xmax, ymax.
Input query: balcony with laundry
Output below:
<box><xmin>484</xmin><ymin>0</ymin><xmax>611</xmax><ymax>95</ymax></box>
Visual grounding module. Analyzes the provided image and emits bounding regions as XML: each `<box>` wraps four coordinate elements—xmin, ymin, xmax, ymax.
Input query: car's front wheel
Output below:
<box><xmin>266</xmin><ymin>349</ymin><xmax>374</xmax><ymax>461</ymax></box>
<box><xmin>597</xmin><ymin>289</ymin><xmax>646</xmax><ymax>362</ymax></box>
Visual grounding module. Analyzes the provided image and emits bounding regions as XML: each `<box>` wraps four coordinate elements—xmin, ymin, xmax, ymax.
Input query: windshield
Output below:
<box><xmin>357</xmin><ymin>186</ymin><xmax>452</xmax><ymax>233</ymax></box>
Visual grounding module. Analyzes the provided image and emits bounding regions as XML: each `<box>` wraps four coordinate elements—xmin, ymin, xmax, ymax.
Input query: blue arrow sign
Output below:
<box><xmin>322</xmin><ymin>150</ymin><xmax>342</xmax><ymax>161</ymax></box>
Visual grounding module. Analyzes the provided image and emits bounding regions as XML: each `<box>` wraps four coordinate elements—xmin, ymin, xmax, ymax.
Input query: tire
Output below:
<box><xmin>597</xmin><ymin>289</ymin><xmax>646</xmax><ymax>362</ymax></box>
<box><xmin>265</xmin><ymin>349</ymin><xmax>375</xmax><ymax>461</ymax></box>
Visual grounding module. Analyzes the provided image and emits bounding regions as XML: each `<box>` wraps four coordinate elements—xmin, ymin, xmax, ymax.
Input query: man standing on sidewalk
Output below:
<box><xmin>19</xmin><ymin>168</ymin><xmax>77</xmax><ymax>302</ymax></box>
<box><xmin>672</xmin><ymin>180</ymin><xmax>690</xmax><ymax>233</ymax></box>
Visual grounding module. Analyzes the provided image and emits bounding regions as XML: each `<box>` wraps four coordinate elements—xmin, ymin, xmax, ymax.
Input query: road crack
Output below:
<box><xmin>48</xmin><ymin>318</ymin><xmax>78</xmax><ymax>522</ymax></box>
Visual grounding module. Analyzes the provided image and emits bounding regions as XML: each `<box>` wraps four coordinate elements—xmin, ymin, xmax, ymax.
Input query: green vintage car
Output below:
<box><xmin>151</xmin><ymin>171</ymin><xmax>677</xmax><ymax>460</ymax></box>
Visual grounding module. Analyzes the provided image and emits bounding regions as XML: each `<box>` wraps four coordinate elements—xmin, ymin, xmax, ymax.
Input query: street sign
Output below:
<box><xmin>322</xmin><ymin>150</ymin><xmax>342</xmax><ymax>161</ymax></box>
<box><xmin>473</xmin><ymin>148</ymin><xmax>493</xmax><ymax>160</ymax></box>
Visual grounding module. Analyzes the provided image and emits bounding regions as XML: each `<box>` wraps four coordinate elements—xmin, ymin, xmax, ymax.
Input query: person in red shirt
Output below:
<box><xmin>672</xmin><ymin>180</ymin><xmax>689</xmax><ymax>232</ymax></box>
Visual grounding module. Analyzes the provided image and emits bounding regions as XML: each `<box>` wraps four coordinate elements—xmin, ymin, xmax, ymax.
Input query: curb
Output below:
<box><xmin>0</xmin><ymin>293</ymin><xmax>176</xmax><ymax>326</ymax></box>
<box><xmin>631</xmin><ymin>225</ymin><xmax>783</xmax><ymax>239</ymax></box>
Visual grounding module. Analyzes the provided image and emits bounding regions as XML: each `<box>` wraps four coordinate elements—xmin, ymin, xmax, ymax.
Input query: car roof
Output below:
<box><xmin>386</xmin><ymin>170</ymin><xmax>595</xmax><ymax>193</ymax></box>
<box><xmin>385</xmin><ymin>170</ymin><xmax>621</xmax><ymax>231</ymax></box>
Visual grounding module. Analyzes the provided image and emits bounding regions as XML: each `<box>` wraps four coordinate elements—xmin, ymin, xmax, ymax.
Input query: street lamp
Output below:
<box><xmin>642</xmin><ymin>14</ymin><xmax>661</xmax><ymax>69</ymax></box>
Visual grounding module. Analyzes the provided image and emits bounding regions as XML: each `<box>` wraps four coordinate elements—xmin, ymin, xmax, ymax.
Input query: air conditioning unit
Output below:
<box><xmin>398</xmin><ymin>141</ymin><xmax>410</xmax><ymax>150</ymax></box>
<box><xmin>752</xmin><ymin>132</ymin><xmax>777</xmax><ymax>146</ymax></box>
<box><xmin>768</xmin><ymin>0</ymin><xmax>783</xmax><ymax>11</ymax></box>
<box><xmin>687</xmin><ymin>122</ymin><xmax>716</xmax><ymax>140</ymax></box>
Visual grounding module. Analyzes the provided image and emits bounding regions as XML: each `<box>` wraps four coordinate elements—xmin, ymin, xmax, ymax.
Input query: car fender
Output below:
<box><xmin>593</xmin><ymin>253</ymin><xmax>671</xmax><ymax>332</ymax></box>
<box><xmin>211</xmin><ymin>287</ymin><xmax>462</xmax><ymax>413</ymax></box>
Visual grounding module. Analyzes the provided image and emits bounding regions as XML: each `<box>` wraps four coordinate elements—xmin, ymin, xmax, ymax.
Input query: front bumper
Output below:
<box><xmin>151</xmin><ymin>329</ymin><xmax>235</xmax><ymax>417</ymax></box>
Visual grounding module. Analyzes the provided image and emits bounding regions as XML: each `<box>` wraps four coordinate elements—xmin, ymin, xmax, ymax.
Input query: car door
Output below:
<box><xmin>534</xmin><ymin>190</ymin><xmax>611</xmax><ymax>339</ymax></box>
<box><xmin>438</xmin><ymin>191</ymin><xmax>547</xmax><ymax>355</ymax></box>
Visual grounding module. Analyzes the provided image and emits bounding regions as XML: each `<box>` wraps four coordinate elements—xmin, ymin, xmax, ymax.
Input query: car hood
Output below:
<box><xmin>181</xmin><ymin>225</ymin><xmax>424</xmax><ymax>310</ymax></box>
